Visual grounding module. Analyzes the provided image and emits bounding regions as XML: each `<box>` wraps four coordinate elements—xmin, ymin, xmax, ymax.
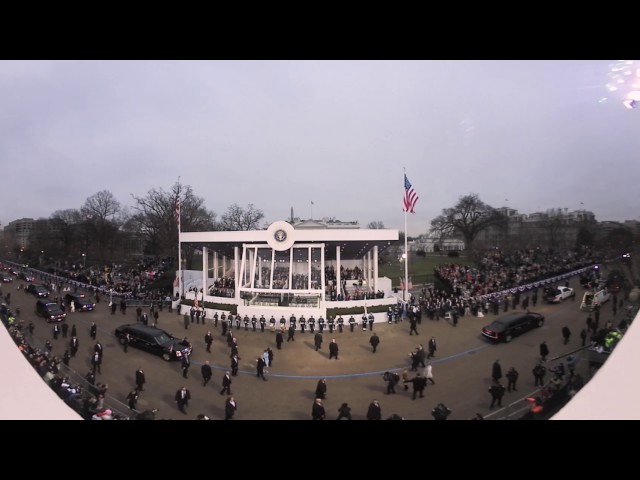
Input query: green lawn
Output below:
<box><xmin>378</xmin><ymin>252</ymin><xmax>475</xmax><ymax>287</ymax></box>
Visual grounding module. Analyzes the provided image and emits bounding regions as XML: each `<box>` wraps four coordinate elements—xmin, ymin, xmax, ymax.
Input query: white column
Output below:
<box><xmin>320</xmin><ymin>245</ymin><xmax>325</xmax><ymax>300</ymax></box>
<box><xmin>251</xmin><ymin>247</ymin><xmax>258</xmax><ymax>289</ymax></box>
<box><xmin>213</xmin><ymin>251</ymin><xmax>218</xmax><ymax>282</ymax></box>
<box><xmin>289</xmin><ymin>247</ymin><xmax>294</xmax><ymax>292</ymax></box>
<box><xmin>202</xmin><ymin>246</ymin><xmax>208</xmax><ymax>297</ymax></box>
<box><xmin>222</xmin><ymin>256</ymin><xmax>227</xmax><ymax>277</ymax></box>
<box><xmin>308</xmin><ymin>247</ymin><xmax>312</xmax><ymax>290</ymax></box>
<box><xmin>336</xmin><ymin>245</ymin><xmax>341</xmax><ymax>299</ymax></box>
<box><xmin>234</xmin><ymin>247</ymin><xmax>240</xmax><ymax>301</ymax></box>
<box><xmin>270</xmin><ymin>248</ymin><xmax>275</xmax><ymax>291</ymax></box>
<box><xmin>373</xmin><ymin>245</ymin><xmax>379</xmax><ymax>292</ymax></box>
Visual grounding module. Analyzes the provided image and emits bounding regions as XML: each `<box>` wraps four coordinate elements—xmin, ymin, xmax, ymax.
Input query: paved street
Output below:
<box><xmin>17</xmin><ymin>284</ymin><xmax>600</xmax><ymax>420</ymax></box>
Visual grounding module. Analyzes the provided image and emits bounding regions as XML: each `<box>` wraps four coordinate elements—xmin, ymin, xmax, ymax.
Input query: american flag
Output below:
<box><xmin>403</xmin><ymin>174</ymin><xmax>419</xmax><ymax>213</ymax></box>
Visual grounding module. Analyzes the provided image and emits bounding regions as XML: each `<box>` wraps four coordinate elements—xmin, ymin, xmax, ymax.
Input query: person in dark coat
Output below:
<box><xmin>181</xmin><ymin>354</ymin><xmax>190</xmax><ymax>379</ymax></box>
<box><xmin>532</xmin><ymin>363</ymin><xmax>546</xmax><ymax>386</ymax></box>
<box><xmin>220</xmin><ymin>371</ymin><xmax>232</xmax><ymax>395</ymax></box>
<box><xmin>204</xmin><ymin>331</ymin><xmax>213</xmax><ymax>353</ymax></box>
<box><xmin>314</xmin><ymin>332</ymin><xmax>323</xmax><ymax>351</ymax></box>
<box><xmin>506</xmin><ymin>367</ymin><xmax>519</xmax><ymax>392</ymax></box>
<box><xmin>492</xmin><ymin>360</ymin><xmax>502</xmax><ymax>382</ymax></box>
<box><xmin>69</xmin><ymin>335</ymin><xmax>79</xmax><ymax>357</ymax></box>
<box><xmin>311</xmin><ymin>398</ymin><xmax>326</xmax><ymax>420</ymax></box>
<box><xmin>336</xmin><ymin>402</ymin><xmax>352</xmax><ymax>420</ymax></box>
<box><xmin>127</xmin><ymin>389</ymin><xmax>139</xmax><ymax>410</ymax></box>
<box><xmin>61</xmin><ymin>322</ymin><xmax>69</xmax><ymax>339</ymax></box>
<box><xmin>122</xmin><ymin>333</ymin><xmax>130</xmax><ymax>353</ymax></box>
<box><xmin>366</xmin><ymin>399</ymin><xmax>382</xmax><ymax>420</ymax></box>
<box><xmin>224</xmin><ymin>396</ymin><xmax>237</xmax><ymax>420</ymax></box>
<box><xmin>90</xmin><ymin>322</ymin><xmax>97</xmax><ymax>340</ymax></box>
<box><xmin>369</xmin><ymin>332</ymin><xmax>380</xmax><ymax>353</ymax></box>
<box><xmin>201</xmin><ymin>360</ymin><xmax>213</xmax><ymax>386</ymax></box>
<box><xmin>489</xmin><ymin>380</ymin><xmax>506</xmax><ymax>408</ymax></box>
<box><xmin>328</xmin><ymin>339</ymin><xmax>339</xmax><ymax>359</ymax></box>
<box><xmin>135</xmin><ymin>367</ymin><xmax>146</xmax><ymax>391</ymax></box>
<box><xmin>539</xmin><ymin>341</ymin><xmax>549</xmax><ymax>361</ymax></box>
<box><xmin>53</xmin><ymin>323</ymin><xmax>60</xmax><ymax>340</ymax></box>
<box><xmin>62</xmin><ymin>349</ymin><xmax>71</xmax><ymax>366</ymax></box>
<box><xmin>409</xmin><ymin>373</ymin><xmax>427</xmax><ymax>399</ymax></box>
<box><xmin>315</xmin><ymin>378</ymin><xmax>327</xmax><ymax>399</ymax></box>
<box><xmin>256</xmin><ymin>357</ymin><xmax>268</xmax><ymax>381</ymax></box>
<box><xmin>175</xmin><ymin>386</ymin><xmax>191</xmax><ymax>414</ymax></box>
<box><xmin>427</xmin><ymin>337</ymin><xmax>437</xmax><ymax>358</ymax></box>
<box><xmin>562</xmin><ymin>326</ymin><xmax>571</xmax><ymax>345</ymax></box>
<box><xmin>275</xmin><ymin>331</ymin><xmax>284</xmax><ymax>350</ymax></box>
<box><xmin>230</xmin><ymin>354</ymin><xmax>239</xmax><ymax>376</ymax></box>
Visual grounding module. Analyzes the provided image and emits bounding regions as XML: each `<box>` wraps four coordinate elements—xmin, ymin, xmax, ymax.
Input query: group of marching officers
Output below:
<box><xmin>212</xmin><ymin>310</ymin><xmax>389</xmax><ymax>336</ymax></box>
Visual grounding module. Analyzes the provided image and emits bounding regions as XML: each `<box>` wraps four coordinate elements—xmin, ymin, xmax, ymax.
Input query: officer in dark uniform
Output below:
<box><xmin>328</xmin><ymin>316</ymin><xmax>335</xmax><ymax>333</ymax></box>
<box><xmin>234</xmin><ymin>315</ymin><xmax>241</xmax><ymax>330</ymax></box>
<box><xmin>318</xmin><ymin>316</ymin><xmax>326</xmax><ymax>333</ymax></box>
<box><xmin>337</xmin><ymin>316</ymin><xmax>344</xmax><ymax>333</ymax></box>
<box><xmin>368</xmin><ymin>313</ymin><xmax>375</xmax><ymax>331</ymax></box>
<box><xmin>361</xmin><ymin>314</ymin><xmax>368</xmax><ymax>331</ymax></box>
<box><xmin>289</xmin><ymin>315</ymin><xmax>297</xmax><ymax>331</ymax></box>
<box><xmin>251</xmin><ymin>316</ymin><xmax>257</xmax><ymax>332</ymax></box>
<box><xmin>243</xmin><ymin>315</ymin><xmax>250</xmax><ymax>331</ymax></box>
<box><xmin>308</xmin><ymin>316</ymin><xmax>316</xmax><ymax>333</ymax></box>
<box><xmin>221</xmin><ymin>314</ymin><xmax>228</xmax><ymax>337</ymax></box>
<box><xmin>287</xmin><ymin>323</ymin><xmax>296</xmax><ymax>342</ymax></box>
<box><xmin>213</xmin><ymin>312</ymin><xmax>219</xmax><ymax>327</ymax></box>
<box><xmin>227</xmin><ymin>314</ymin><xmax>234</xmax><ymax>331</ymax></box>
<box><xmin>387</xmin><ymin>307</ymin><xmax>393</xmax><ymax>324</ymax></box>
<box><xmin>259</xmin><ymin>315</ymin><xmax>266</xmax><ymax>332</ymax></box>
<box><xmin>279</xmin><ymin>315</ymin><xmax>287</xmax><ymax>330</ymax></box>
<box><xmin>349</xmin><ymin>315</ymin><xmax>356</xmax><ymax>332</ymax></box>
<box><xmin>269</xmin><ymin>315</ymin><xmax>276</xmax><ymax>331</ymax></box>
<box><xmin>299</xmin><ymin>315</ymin><xmax>306</xmax><ymax>333</ymax></box>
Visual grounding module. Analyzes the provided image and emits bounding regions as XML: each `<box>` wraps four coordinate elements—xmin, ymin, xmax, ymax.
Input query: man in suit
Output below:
<box><xmin>135</xmin><ymin>367</ymin><xmax>146</xmax><ymax>391</ymax></box>
<box><xmin>177</xmin><ymin>352</ymin><xmax>188</xmax><ymax>377</ymax></box>
<box><xmin>369</xmin><ymin>332</ymin><xmax>380</xmax><ymax>353</ymax></box>
<box><xmin>275</xmin><ymin>330</ymin><xmax>284</xmax><ymax>350</ymax></box>
<box><xmin>427</xmin><ymin>337</ymin><xmax>437</xmax><ymax>358</ymax></box>
<box><xmin>314</xmin><ymin>332</ymin><xmax>323</xmax><ymax>351</ymax></box>
<box><xmin>201</xmin><ymin>360</ymin><xmax>213</xmax><ymax>386</ymax></box>
<box><xmin>230</xmin><ymin>354</ymin><xmax>239</xmax><ymax>376</ymax></box>
<box><xmin>204</xmin><ymin>331</ymin><xmax>213</xmax><ymax>353</ymax></box>
<box><xmin>329</xmin><ymin>339</ymin><xmax>339</xmax><ymax>360</ymax></box>
<box><xmin>69</xmin><ymin>335</ymin><xmax>79</xmax><ymax>357</ymax></box>
<box><xmin>127</xmin><ymin>389</ymin><xmax>139</xmax><ymax>410</ymax></box>
<box><xmin>220</xmin><ymin>371</ymin><xmax>232</xmax><ymax>395</ymax></box>
<box><xmin>256</xmin><ymin>357</ymin><xmax>268</xmax><ymax>381</ymax></box>
<box><xmin>311</xmin><ymin>398</ymin><xmax>326</xmax><ymax>420</ymax></box>
<box><xmin>90</xmin><ymin>322</ymin><xmax>97</xmax><ymax>340</ymax></box>
<box><xmin>175</xmin><ymin>386</ymin><xmax>191</xmax><ymax>414</ymax></box>
<box><xmin>315</xmin><ymin>378</ymin><xmax>327</xmax><ymax>399</ymax></box>
<box><xmin>224</xmin><ymin>396</ymin><xmax>237</xmax><ymax>420</ymax></box>
<box><xmin>122</xmin><ymin>333</ymin><xmax>130</xmax><ymax>353</ymax></box>
<box><xmin>91</xmin><ymin>350</ymin><xmax>102</xmax><ymax>374</ymax></box>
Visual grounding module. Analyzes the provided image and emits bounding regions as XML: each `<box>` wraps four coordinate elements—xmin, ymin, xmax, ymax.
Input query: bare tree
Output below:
<box><xmin>430</xmin><ymin>193</ymin><xmax>506</xmax><ymax>253</ymax></box>
<box><xmin>131</xmin><ymin>182</ymin><xmax>217</xmax><ymax>264</ymax></box>
<box><xmin>220</xmin><ymin>203</ymin><xmax>264</xmax><ymax>231</ymax></box>
<box><xmin>81</xmin><ymin>190</ymin><xmax>123</xmax><ymax>261</ymax></box>
<box><xmin>367</xmin><ymin>221</ymin><xmax>385</xmax><ymax>229</ymax></box>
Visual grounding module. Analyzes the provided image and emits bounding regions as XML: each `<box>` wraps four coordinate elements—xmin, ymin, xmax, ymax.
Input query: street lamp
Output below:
<box><xmin>82</xmin><ymin>253</ymin><xmax>86</xmax><ymax>268</ymax></box>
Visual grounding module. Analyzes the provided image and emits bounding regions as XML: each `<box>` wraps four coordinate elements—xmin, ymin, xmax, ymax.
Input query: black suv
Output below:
<box><xmin>35</xmin><ymin>299</ymin><xmax>67</xmax><ymax>323</ymax></box>
<box><xmin>481</xmin><ymin>311</ymin><xmax>545</xmax><ymax>343</ymax></box>
<box><xmin>27</xmin><ymin>283</ymin><xmax>50</xmax><ymax>298</ymax></box>
<box><xmin>114</xmin><ymin>324</ymin><xmax>192</xmax><ymax>361</ymax></box>
<box><xmin>64</xmin><ymin>293</ymin><xmax>96</xmax><ymax>312</ymax></box>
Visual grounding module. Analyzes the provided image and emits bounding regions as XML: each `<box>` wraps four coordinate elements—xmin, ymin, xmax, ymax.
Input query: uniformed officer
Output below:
<box><xmin>221</xmin><ymin>313</ymin><xmax>228</xmax><ymax>336</ymax></box>
<box><xmin>318</xmin><ymin>316</ymin><xmax>326</xmax><ymax>333</ymax></box>
<box><xmin>279</xmin><ymin>315</ymin><xmax>287</xmax><ymax>331</ymax></box>
<box><xmin>213</xmin><ymin>312</ymin><xmax>219</xmax><ymax>327</ymax></box>
<box><xmin>299</xmin><ymin>315</ymin><xmax>306</xmax><ymax>333</ymax></box>
<box><xmin>328</xmin><ymin>316</ymin><xmax>335</xmax><ymax>333</ymax></box>
<box><xmin>309</xmin><ymin>316</ymin><xmax>316</xmax><ymax>333</ymax></box>
<box><xmin>259</xmin><ymin>315</ymin><xmax>266</xmax><ymax>332</ymax></box>
<box><xmin>337</xmin><ymin>316</ymin><xmax>344</xmax><ymax>333</ymax></box>
<box><xmin>243</xmin><ymin>315</ymin><xmax>250</xmax><ymax>331</ymax></box>
<box><xmin>234</xmin><ymin>314</ymin><xmax>241</xmax><ymax>330</ymax></box>
<box><xmin>387</xmin><ymin>307</ymin><xmax>393</xmax><ymax>324</ymax></box>
<box><xmin>349</xmin><ymin>315</ymin><xmax>356</xmax><ymax>332</ymax></box>
<box><xmin>269</xmin><ymin>315</ymin><xmax>276</xmax><ymax>331</ymax></box>
<box><xmin>368</xmin><ymin>313</ymin><xmax>375</xmax><ymax>331</ymax></box>
<box><xmin>251</xmin><ymin>315</ymin><xmax>257</xmax><ymax>332</ymax></box>
<box><xmin>362</xmin><ymin>314</ymin><xmax>368</xmax><ymax>331</ymax></box>
<box><xmin>289</xmin><ymin>315</ymin><xmax>297</xmax><ymax>331</ymax></box>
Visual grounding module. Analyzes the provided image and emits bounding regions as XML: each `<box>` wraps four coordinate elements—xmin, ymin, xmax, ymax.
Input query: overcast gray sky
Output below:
<box><xmin>1</xmin><ymin>60</ymin><xmax>638</xmax><ymax>237</ymax></box>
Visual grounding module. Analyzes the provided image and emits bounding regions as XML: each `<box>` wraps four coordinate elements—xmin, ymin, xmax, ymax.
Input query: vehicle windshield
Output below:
<box><xmin>487</xmin><ymin>320</ymin><xmax>506</xmax><ymax>332</ymax></box>
<box><xmin>583</xmin><ymin>294</ymin><xmax>594</xmax><ymax>306</ymax></box>
<box><xmin>154</xmin><ymin>332</ymin><xmax>173</xmax><ymax>345</ymax></box>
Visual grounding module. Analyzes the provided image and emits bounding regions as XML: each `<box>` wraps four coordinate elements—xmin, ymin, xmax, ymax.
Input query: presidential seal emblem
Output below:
<box><xmin>274</xmin><ymin>229</ymin><xmax>287</xmax><ymax>242</ymax></box>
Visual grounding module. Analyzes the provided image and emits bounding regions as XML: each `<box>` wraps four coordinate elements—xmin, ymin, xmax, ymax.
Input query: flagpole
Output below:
<box><xmin>311</xmin><ymin>201</ymin><xmax>313</xmax><ymax>220</ymax></box>
<box><xmin>404</xmin><ymin>200</ymin><xmax>409</xmax><ymax>304</ymax></box>
<box><xmin>177</xmin><ymin>177</ymin><xmax>182</xmax><ymax>299</ymax></box>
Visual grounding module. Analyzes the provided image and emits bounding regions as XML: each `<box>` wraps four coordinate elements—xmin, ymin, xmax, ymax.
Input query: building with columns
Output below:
<box><xmin>178</xmin><ymin>221</ymin><xmax>399</xmax><ymax>319</ymax></box>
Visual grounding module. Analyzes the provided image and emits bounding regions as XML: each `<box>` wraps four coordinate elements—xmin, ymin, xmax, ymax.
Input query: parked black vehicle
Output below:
<box><xmin>35</xmin><ymin>299</ymin><xmax>67</xmax><ymax>323</ymax></box>
<box><xmin>481</xmin><ymin>311</ymin><xmax>545</xmax><ymax>343</ymax></box>
<box><xmin>64</xmin><ymin>293</ymin><xmax>96</xmax><ymax>312</ymax></box>
<box><xmin>114</xmin><ymin>324</ymin><xmax>192</xmax><ymax>361</ymax></box>
<box><xmin>26</xmin><ymin>283</ymin><xmax>50</xmax><ymax>298</ymax></box>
